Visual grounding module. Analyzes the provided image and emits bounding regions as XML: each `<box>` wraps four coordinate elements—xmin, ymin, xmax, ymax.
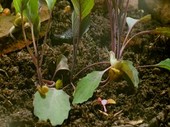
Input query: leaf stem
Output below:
<box><xmin>119</xmin><ymin>30</ymin><xmax>152</xmax><ymax>57</ymax></box>
<box><xmin>71</xmin><ymin>0</ymin><xmax>82</xmax><ymax>78</ymax></box>
<box><xmin>107</xmin><ymin>0</ymin><xmax>115</xmax><ymax>53</ymax></box>
<box><xmin>30</xmin><ymin>23</ymin><xmax>43</xmax><ymax>85</ymax></box>
<box><xmin>137</xmin><ymin>64</ymin><xmax>157</xmax><ymax>68</ymax></box>
<box><xmin>40</xmin><ymin>11</ymin><xmax>52</xmax><ymax>67</ymax></box>
<box><xmin>73</xmin><ymin>61</ymin><xmax>110</xmax><ymax>80</ymax></box>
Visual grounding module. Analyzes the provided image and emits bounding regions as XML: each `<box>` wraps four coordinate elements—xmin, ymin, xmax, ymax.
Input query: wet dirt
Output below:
<box><xmin>0</xmin><ymin>0</ymin><xmax>170</xmax><ymax>127</ymax></box>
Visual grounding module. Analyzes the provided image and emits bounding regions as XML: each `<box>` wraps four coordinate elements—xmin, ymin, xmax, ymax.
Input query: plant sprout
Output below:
<box><xmin>72</xmin><ymin>0</ymin><xmax>170</xmax><ymax>106</ymax></box>
<box><xmin>97</xmin><ymin>97</ymin><xmax>116</xmax><ymax>112</ymax></box>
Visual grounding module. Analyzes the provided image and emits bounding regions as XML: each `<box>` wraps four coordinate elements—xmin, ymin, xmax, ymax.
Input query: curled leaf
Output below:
<box><xmin>52</xmin><ymin>55</ymin><xmax>70</xmax><ymax>80</ymax></box>
<box><xmin>120</xmin><ymin>60</ymin><xmax>139</xmax><ymax>88</ymax></box>
<box><xmin>109</xmin><ymin>51</ymin><xmax>118</xmax><ymax>66</ymax></box>
<box><xmin>108</xmin><ymin>67</ymin><xmax>122</xmax><ymax>81</ymax></box>
<box><xmin>126</xmin><ymin>17</ymin><xmax>139</xmax><ymax>30</ymax></box>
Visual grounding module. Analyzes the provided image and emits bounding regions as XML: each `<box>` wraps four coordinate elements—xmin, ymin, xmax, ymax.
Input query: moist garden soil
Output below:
<box><xmin>0</xmin><ymin>0</ymin><xmax>170</xmax><ymax>127</ymax></box>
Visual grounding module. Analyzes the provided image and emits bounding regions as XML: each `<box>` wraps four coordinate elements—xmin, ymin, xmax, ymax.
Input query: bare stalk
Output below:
<box><xmin>71</xmin><ymin>0</ymin><xmax>81</xmax><ymax>77</ymax></box>
<box><xmin>106</xmin><ymin>0</ymin><xmax>115</xmax><ymax>53</ymax></box>
<box><xmin>117</xmin><ymin>0</ymin><xmax>129</xmax><ymax>59</ymax></box>
<box><xmin>115</xmin><ymin>0</ymin><xmax>119</xmax><ymax>59</ymax></box>
<box><xmin>40</xmin><ymin>11</ymin><xmax>52</xmax><ymax>67</ymax></box>
<box><xmin>21</xmin><ymin>12</ymin><xmax>37</xmax><ymax>65</ymax></box>
<box><xmin>137</xmin><ymin>64</ymin><xmax>157</xmax><ymax>68</ymax></box>
<box><xmin>119</xmin><ymin>30</ymin><xmax>152</xmax><ymax>57</ymax></box>
<box><xmin>30</xmin><ymin>23</ymin><xmax>43</xmax><ymax>85</ymax></box>
<box><xmin>73</xmin><ymin>61</ymin><xmax>110</xmax><ymax>80</ymax></box>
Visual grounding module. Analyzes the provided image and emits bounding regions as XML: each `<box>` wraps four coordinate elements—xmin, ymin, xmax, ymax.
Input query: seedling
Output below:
<box><xmin>12</xmin><ymin>0</ymin><xmax>95</xmax><ymax>125</ymax></box>
<box><xmin>97</xmin><ymin>97</ymin><xmax>116</xmax><ymax>112</ymax></box>
<box><xmin>13</xmin><ymin>0</ymin><xmax>71</xmax><ymax>126</ymax></box>
<box><xmin>72</xmin><ymin>0</ymin><xmax>170</xmax><ymax>105</ymax></box>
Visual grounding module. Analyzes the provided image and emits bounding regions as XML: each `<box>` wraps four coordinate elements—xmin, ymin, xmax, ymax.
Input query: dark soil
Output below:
<box><xmin>0</xmin><ymin>0</ymin><xmax>170</xmax><ymax>127</ymax></box>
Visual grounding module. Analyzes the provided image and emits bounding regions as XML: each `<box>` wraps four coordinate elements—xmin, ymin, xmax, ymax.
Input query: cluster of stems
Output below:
<box><xmin>20</xmin><ymin>7</ymin><xmax>53</xmax><ymax>86</ymax></box>
<box><xmin>106</xmin><ymin>0</ymin><xmax>129</xmax><ymax>60</ymax></box>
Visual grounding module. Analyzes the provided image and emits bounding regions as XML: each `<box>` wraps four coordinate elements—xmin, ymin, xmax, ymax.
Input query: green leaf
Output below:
<box><xmin>73</xmin><ymin>71</ymin><xmax>105</xmax><ymax>104</ymax></box>
<box><xmin>24</xmin><ymin>0</ymin><xmax>40</xmax><ymax>35</ymax></box>
<box><xmin>120</xmin><ymin>60</ymin><xmax>139</xmax><ymax>88</ymax></box>
<box><xmin>24</xmin><ymin>0</ymin><xmax>39</xmax><ymax>24</ymax></box>
<box><xmin>33</xmin><ymin>16</ymin><xmax>41</xmax><ymax>36</ymax></box>
<box><xmin>152</xmin><ymin>27</ymin><xmax>170</xmax><ymax>37</ymax></box>
<box><xmin>45</xmin><ymin>0</ymin><xmax>57</xmax><ymax>12</ymax></box>
<box><xmin>13</xmin><ymin>0</ymin><xmax>22</xmax><ymax>12</ymax></box>
<box><xmin>13</xmin><ymin>0</ymin><xmax>29</xmax><ymax>13</ymax></box>
<box><xmin>33</xmin><ymin>88</ymin><xmax>70</xmax><ymax>126</ymax></box>
<box><xmin>126</xmin><ymin>17</ymin><xmax>139</xmax><ymax>30</ymax></box>
<box><xmin>71</xmin><ymin>11</ymin><xmax>79</xmax><ymax>37</ymax></box>
<box><xmin>71</xmin><ymin>0</ymin><xmax>94</xmax><ymax>20</ymax></box>
<box><xmin>72</xmin><ymin>11</ymin><xmax>90</xmax><ymax>37</ymax></box>
<box><xmin>157</xmin><ymin>58</ymin><xmax>170</xmax><ymax>71</ymax></box>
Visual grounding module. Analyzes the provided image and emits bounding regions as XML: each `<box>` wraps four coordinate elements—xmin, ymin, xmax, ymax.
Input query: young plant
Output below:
<box><xmin>97</xmin><ymin>97</ymin><xmax>116</xmax><ymax>113</ymax></box>
<box><xmin>12</xmin><ymin>0</ymin><xmax>96</xmax><ymax>125</ymax></box>
<box><xmin>72</xmin><ymin>0</ymin><xmax>170</xmax><ymax>105</ymax></box>
<box><xmin>13</xmin><ymin>0</ymin><xmax>71</xmax><ymax>126</ymax></box>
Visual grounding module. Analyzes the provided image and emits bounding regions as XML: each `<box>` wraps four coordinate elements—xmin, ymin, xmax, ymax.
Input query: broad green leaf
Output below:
<box><xmin>120</xmin><ymin>60</ymin><xmax>139</xmax><ymax>88</ymax></box>
<box><xmin>33</xmin><ymin>88</ymin><xmax>70</xmax><ymax>126</ymax></box>
<box><xmin>13</xmin><ymin>0</ymin><xmax>29</xmax><ymax>13</ymax></box>
<box><xmin>72</xmin><ymin>11</ymin><xmax>90</xmax><ymax>37</ymax></box>
<box><xmin>152</xmin><ymin>27</ymin><xmax>170</xmax><ymax>37</ymax></box>
<box><xmin>126</xmin><ymin>17</ymin><xmax>139</xmax><ymax>30</ymax></box>
<box><xmin>73</xmin><ymin>71</ymin><xmax>105</xmax><ymax>104</ymax></box>
<box><xmin>45</xmin><ymin>0</ymin><xmax>57</xmax><ymax>12</ymax></box>
<box><xmin>157</xmin><ymin>58</ymin><xmax>170</xmax><ymax>71</ymax></box>
<box><xmin>24</xmin><ymin>0</ymin><xmax>40</xmax><ymax>35</ymax></box>
<box><xmin>24</xmin><ymin>0</ymin><xmax>39</xmax><ymax>24</ymax></box>
<box><xmin>71</xmin><ymin>0</ymin><xmax>94</xmax><ymax>20</ymax></box>
<box><xmin>13</xmin><ymin>0</ymin><xmax>22</xmax><ymax>12</ymax></box>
